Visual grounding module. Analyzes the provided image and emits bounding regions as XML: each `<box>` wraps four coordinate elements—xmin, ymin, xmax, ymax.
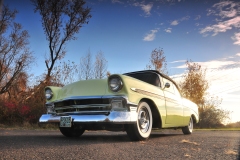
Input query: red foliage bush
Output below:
<box><xmin>0</xmin><ymin>101</ymin><xmax>37</xmax><ymax>124</ymax></box>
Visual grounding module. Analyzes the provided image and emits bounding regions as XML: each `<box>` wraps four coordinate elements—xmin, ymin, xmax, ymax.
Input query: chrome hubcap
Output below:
<box><xmin>138</xmin><ymin>107</ymin><xmax>150</xmax><ymax>133</ymax></box>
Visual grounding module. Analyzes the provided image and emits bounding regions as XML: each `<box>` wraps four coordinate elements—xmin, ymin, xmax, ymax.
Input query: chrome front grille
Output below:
<box><xmin>53</xmin><ymin>98</ymin><xmax>112</xmax><ymax>114</ymax></box>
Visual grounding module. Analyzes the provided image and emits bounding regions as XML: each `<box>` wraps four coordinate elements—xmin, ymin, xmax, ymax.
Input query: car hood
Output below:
<box><xmin>54</xmin><ymin>79</ymin><xmax>108</xmax><ymax>101</ymax></box>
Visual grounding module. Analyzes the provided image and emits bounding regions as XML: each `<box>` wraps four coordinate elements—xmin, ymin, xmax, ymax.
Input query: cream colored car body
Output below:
<box><xmin>39</xmin><ymin>70</ymin><xmax>199</xmax><ymax>140</ymax></box>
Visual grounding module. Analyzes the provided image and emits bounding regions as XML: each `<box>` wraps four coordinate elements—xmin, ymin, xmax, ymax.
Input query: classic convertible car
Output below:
<box><xmin>39</xmin><ymin>70</ymin><xmax>199</xmax><ymax>141</ymax></box>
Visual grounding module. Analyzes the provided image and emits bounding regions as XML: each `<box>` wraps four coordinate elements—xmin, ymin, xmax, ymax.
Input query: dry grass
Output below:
<box><xmin>0</xmin><ymin>123</ymin><xmax>58</xmax><ymax>130</ymax></box>
<box><xmin>225</xmin><ymin>149</ymin><xmax>238</xmax><ymax>155</ymax></box>
<box><xmin>0</xmin><ymin>123</ymin><xmax>5</xmax><ymax>128</ymax></box>
<box><xmin>180</xmin><ymin>139</ymin><xmax>199</xmax><ymax>145</ymax></box>
<box><xmin>22</xmin><ymin>121</ymin><xmax>32</xmax><ymax>128</ymax></box>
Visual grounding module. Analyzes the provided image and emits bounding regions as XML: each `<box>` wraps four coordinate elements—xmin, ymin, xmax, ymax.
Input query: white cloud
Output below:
<box><xmin>207</xmin><ymin>9</ymin><xmax>216</xmax><ymax>16</ymax></box>
<box><xmin>198</xmin><ymin>60</ymin><xmax>239</xmax><ymax>69</ymax></box>
<box><xmin>170</xmin><ymin>60</ymin><xmax>185</xmax><ymax>63</ymax></box>
<box><xmin>111</xmin><ymin>0</ymin><xmax>123</xmax><ymax>4</ymax></box>
<box><xmin>143</xmin><ymin>29</ymin><xmax>158</xmax><ymax>41</ymax></box>
<box><xmin>171</xmin><ymin>20</ymin><xmax>179</xmax><ymax>25</ymax></box>
<box><xmin>201</xmin><ymin>1</ymin><xmax>240</xmax><ymax>45</ymax></box>
<box><xmin>222</xmin><ymin>9</ymin><xmax>237</xmax><ymax>18</ymax></box>
<box><xmin>133</xmin><ymin>3</ymin><xmax>153</xmax><ymax>17</ymax></box>
<box><xmin>194</xmin><ymin>15</ymin><xmax>201</xmax><ymax>20</ymax></box>
<box><xmin>200</xmin><ymin>16</ymin><xmax>240</xmax><ymax>36</ymax></box>
<box><xmin>164</xmin><ymin>28</ymin><xmax>172</xmax><ymax>33</ymax></box>
<box><xmin>175</xmin><ymin>60</ymin><xmax>240</xmax><ymax>69</ymax></box>
<box><xmin>236</xmin><ymin>53</ymin><xmax>240</xmax><ymax>56</ymax></box>
<box><xmin>213</xmin><ymin>1</ymin><xmax>238</xmax><ymax>18</ymax></box>
<box><xmin>141</xmin><ymin>4</ymin><xmax>153</xmax><ymax>16</ymax></box>
<box><xmin>231</xmin><ymin>32</ymin><xmax>240</xmax><ymax>45</ymax></box>
<box><xmin>180</xmin><ymin>16</ymin><xmax>190</xmax><ymax>21</ymax></box>
<box><xmin>171</xmin><ymin>16</ymin><xmax>190</xmax><ymax>26</ymax></box>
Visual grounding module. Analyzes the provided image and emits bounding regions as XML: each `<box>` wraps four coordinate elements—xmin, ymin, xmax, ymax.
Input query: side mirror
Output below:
<box><xmin>164</xmin><ymin>82</ymin><xmax>170</xmax><ymax>89</ymax></box>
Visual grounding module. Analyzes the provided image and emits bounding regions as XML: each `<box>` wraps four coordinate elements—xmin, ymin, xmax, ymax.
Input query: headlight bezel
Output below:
<box><xmin>45</xmin><ymin>88</ymin><xmax>53</xmax><ymax>100</ymax></box>
<box><xmin>108</xmin><ymin>75</ymin><xmax>123</xmax><ymax>92</ymax></box>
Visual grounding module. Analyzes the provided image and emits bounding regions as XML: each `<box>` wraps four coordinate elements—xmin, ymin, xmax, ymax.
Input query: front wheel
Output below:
<box><xmin>126</xmin><ymin>102</ymin><xmax>152</xmax><ymax>141</ymax></box>
<box><xmin>59</xmin><ymin>126</ymin><xmax>85</xmax><ymax>137</ymax></box>
<box><xmin>182</xmin><ymin>116</ymin><xmax>193</xmax><ymax>134</ymax></box>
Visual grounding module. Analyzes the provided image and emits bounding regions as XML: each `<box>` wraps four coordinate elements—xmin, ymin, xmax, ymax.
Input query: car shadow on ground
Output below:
<box><xmin>52</xmin><ymin>133</ymin><xmax>172</xmax><ymax>142</ymax></box>
<box><xmin>150</xmin><ymin>133</ymin><xmax>184</xmax><ymax>139</ymax></box>
<box><xmin>0</xmin><ymin>130</ymin><xmax>186</xmax><ymax>148</ymax></box>
<box><xmin>61</xmin><ymin>130</ymin><xmax>185</xmax><ymax>141</ymax></box>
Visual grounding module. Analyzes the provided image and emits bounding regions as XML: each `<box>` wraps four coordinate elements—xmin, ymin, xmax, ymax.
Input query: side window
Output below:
<box><xmin>155</xmin><ymin>75</ymin><xmax>161</xmax><ymax>87</ymax></box>
<box><xmin>126</xmin><ymin>72</ymin><xmax>161</xmax><ymax>87</ymax></box>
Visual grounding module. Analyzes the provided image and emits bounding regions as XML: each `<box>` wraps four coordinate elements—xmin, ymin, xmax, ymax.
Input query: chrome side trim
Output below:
<box><xmin>131</xmin><ymin>88</ymin><xmax>165</xmax><ymax>100</ymax></box>
<box><xmin>130</xmin><ymin>88</ymin><xmax>181</xmax><ymax>105</ymax></box>
<box><xmin>165</xmin><ymin>97</ymin><xmax>181</xmax><ymax>105</ymax></box>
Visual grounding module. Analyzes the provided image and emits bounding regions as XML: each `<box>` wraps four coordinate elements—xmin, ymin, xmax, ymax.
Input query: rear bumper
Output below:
<box><xmin>39</xmin><ymin>110</ymin><xmax>137</xmax><ymax>124</ymax></box>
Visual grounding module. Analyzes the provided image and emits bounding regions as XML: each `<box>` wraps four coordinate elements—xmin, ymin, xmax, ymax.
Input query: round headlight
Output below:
<box><xmin>45</xmin><ymin>88</ymin><xmax>53</xmax><ymax>100</ymax></box>
<box><xmin>108</xmin><ymin>76</ymin><xmax>123</xmax><ymax>92</ymax></box>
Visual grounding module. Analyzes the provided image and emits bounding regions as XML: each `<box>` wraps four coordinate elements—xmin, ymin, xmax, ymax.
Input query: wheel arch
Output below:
<box><xmin>191</xmin><ymin>114</ymin><xmax>197</xmax><ymax>124</ymax></box>
<box><xmin>139</xmin><ymin>98</ymin><xmax>162</xmax><ymax>129</ymax></box>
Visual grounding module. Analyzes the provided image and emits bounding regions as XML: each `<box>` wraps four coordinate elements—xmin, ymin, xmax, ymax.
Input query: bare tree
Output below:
<box><xmin>94</xmin><ymin>51</ymin><xmax>107</xmax><ymax>79</ymax></box>
<box><xmin>0</xmin><ymin>5</ymin><xmax>33</xmax><ymax>95</ymax></box>
<box><xmin>0</xmin><ymin>0</ymin><xmax>3</xmax><ymax>17</ymax></box>
<box><xmin>7</xmin><ymin>72</ymin><xmax>28</xmax><ymax>100</ymax></box>
<box><xmin>107</xmin><ymin>71</ymin><xmax>111</xmax><ymax>77</ymax></box>
<box><xmin>146</xmin><ymin>47</ymin><xmax>168</xmax><ymax>75</ymax></box>
<box><xmin>51</xmin><ymin>60</ymin><xmax>79</xmax><ymax>85</ymax></box>
<box><xmin>79</xmin><ymin>50</ymin><xmax>93</xmax><ymax>80</ymax></box>
<box><xmin>31</xmin><ymin>0</ymin><xmax>91</xmax><ymax>81</ymax></box>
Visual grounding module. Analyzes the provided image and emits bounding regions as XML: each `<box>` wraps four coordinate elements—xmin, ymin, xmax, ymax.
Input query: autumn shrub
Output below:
<box><xmin>179</xmin><ymin>61</ymin><xmax>230</xmax><ymax>128</ymax></box>
<box><xmin>0</xmin><ymin>77</ymin><xmax>47</xmax><ymax>125</ymax></box>
<box><xmin>0</xmin><ymin>100</ymin><xmax>34</xmax><ymax>124</ymax></box>
<box><xmin>0</xmin><ymin>101</ymin><xmax>18</xmax><ymax>124</ymax></box>
<box><xmin>23</xmin><ymin>81</ymin><xmax>47</xmax><ymax>124</ymax></box>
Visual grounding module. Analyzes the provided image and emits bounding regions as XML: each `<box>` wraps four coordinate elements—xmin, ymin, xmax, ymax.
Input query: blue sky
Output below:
<box><xmin>5</xmin><ymin>0</ymin><xmax>240</xmax><ymax>123</ymax></box>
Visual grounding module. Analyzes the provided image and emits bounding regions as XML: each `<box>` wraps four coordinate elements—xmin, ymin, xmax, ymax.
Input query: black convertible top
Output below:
<box><xmin>123</xmin><ymin>70</ymin><xmax>180</xmax><ymax>90</ymax></box>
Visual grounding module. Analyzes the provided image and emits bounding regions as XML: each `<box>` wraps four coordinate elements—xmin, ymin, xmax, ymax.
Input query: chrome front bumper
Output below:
<box><xmin>39</xmin><ymin>110</ymin><xmax>137</xmax><ymax>123</ymax></box>
<box><xmin>40</xmin><ymin>95</ymin><xmax>138</xmax><ymax>124</ymax></box>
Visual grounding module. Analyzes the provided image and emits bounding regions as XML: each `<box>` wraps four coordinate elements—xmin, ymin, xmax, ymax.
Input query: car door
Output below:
<box><xmin>172</xmin><ymin>84</ymin><xmax>184</xmax><ymax>125</ymax></box>
<box><xmin>162</xmin><ymin>78</ymin><xmax>183</xmax><ymax>125</ymax></box>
